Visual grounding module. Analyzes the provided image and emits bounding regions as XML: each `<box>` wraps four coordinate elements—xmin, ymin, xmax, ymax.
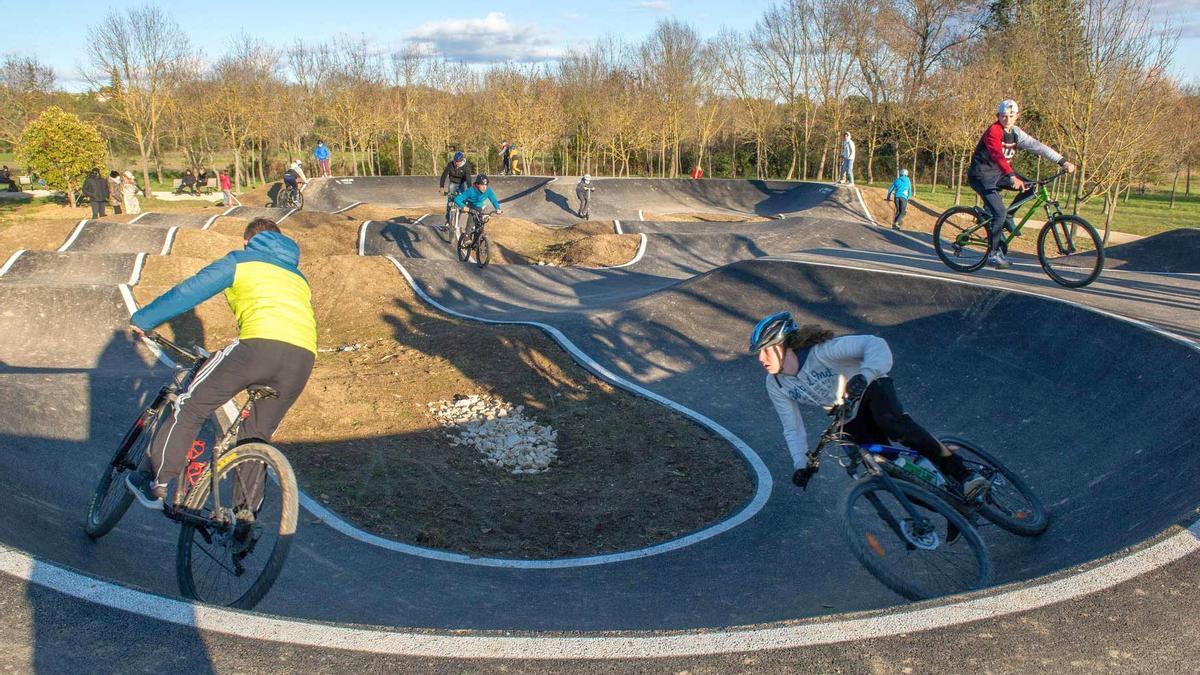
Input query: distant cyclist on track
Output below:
<box><xmin>967</xmin><ymin>99</ymin><xmax>1075</xmax><ymax>270</ymax></box>
<box><xmin>576</xmin><ymin>174</ymin><xmax>595</xmax><ymax>219</ymax></box>
<box><xmin>749</xmin><ymin>311</ymin><xmax>987</xmax><ymax>499</ymax></box>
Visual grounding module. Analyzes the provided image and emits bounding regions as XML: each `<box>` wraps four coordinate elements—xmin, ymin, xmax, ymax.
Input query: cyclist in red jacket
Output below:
<box><xmin>967</xmin><ymin>99</ymin><xmax>1075</xmax><ymax>269</ymax></box>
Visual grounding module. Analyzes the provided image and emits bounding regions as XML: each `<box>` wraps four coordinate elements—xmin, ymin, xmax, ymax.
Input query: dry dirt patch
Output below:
<box><xmin>482</xmin><ymin>216</ymin><xmax>641</xmax><ymax>267</ymax></box>
<box><xmin>134</xmin><ymin>215</ymin><xmax>754</xmax><ymax>559</ymax></box>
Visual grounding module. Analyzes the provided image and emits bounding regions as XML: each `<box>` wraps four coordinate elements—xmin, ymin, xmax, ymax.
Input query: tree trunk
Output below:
<box><xmin>1103</xmin><ymin>188</ymin><xmax>1117</xmax><ymax>245</ymax></box>
<box><xmin>234</xmin><ymin>147</ymin><xmax>243</xmax><ymax>194</ymax></box>
<box><xmin>931</xmin><ymin>150</ymin><xmax>939</xmax><ymax>194</ymax></box>
<box><xmin>1170</xmin><ymin>166</ymin><xmax>1179</xmax><ymax>209</ymax></box>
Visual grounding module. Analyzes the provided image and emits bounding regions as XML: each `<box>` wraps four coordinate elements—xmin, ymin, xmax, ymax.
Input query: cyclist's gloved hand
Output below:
<box><xmin>845</xmin><ymin>374</ymin><xmax>869</xmax><ymax>402</ymax></box>
<box><xmin>792</xmin><ymin>455</ymin><xmax>820</xmax><ymax>490</ymax></box>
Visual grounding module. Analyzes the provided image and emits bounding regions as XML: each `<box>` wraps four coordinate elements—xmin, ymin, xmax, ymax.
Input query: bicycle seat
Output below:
<box><xmin>246</xmin><ymin>385</ymin><xmax>278</xmax><ymax>399</ymax></box>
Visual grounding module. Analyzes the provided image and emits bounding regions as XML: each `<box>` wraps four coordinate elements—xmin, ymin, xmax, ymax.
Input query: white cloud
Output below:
<box><xmin>629</xmin><ymin>0</ymin><xmax>671</xmax><ymax>10</ymax></box>
<box><xmin>405</xmin><ymin>12</ymin><xmax>564</xmax><ymax>63</ymax></box>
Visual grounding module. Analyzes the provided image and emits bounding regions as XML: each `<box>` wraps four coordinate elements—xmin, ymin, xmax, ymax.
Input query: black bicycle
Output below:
<box><xmin>456</xmin><ymin>206</ymin><xmax>493</xmax><ymax>268</ymax></box>
<box><xmin>806</xmin><ymin>402</ymin><xmax>992</xmax><ymax>601</ymax></box>
<box><xmin>276</xmin><ymin>183</ymin><xmax>304</xmax><ymax>210</ymax></box>
<box><xmin>85</xmin><ymin>332</ymin><xmax>299</xmax><ymax>609</ymax></box>
<box><xmin>933</xmin><ymin>170</ymin><xmax>1104</xmax><ymax>287</ymax></box>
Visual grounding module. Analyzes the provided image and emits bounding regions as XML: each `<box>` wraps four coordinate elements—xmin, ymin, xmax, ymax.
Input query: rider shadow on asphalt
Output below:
<box><xmin>0</xmin><ymin>328</ymin><xmax>215</xmax><ymax>669</ymax></box>
<box><xmin>379</xmin><ymin>219</ymin><xmax>425</xmax><ymax>259</ymax></box>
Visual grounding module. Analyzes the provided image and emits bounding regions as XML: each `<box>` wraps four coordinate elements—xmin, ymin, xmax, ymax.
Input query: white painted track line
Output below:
<box><xmin>56</xmin><ymin>220</ymin><xmax>88</xmax><ymax>252</ymax></box>
<box><xmin>0</xmin><ymin>250</ymin><xmax>26</xmax><ymax>276</ymax></box>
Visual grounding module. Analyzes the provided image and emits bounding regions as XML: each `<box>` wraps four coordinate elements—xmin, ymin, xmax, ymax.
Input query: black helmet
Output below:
<box><xmin>474</xmin><ymin>174</ymin><xmax>489</xmax><ymax>186</ymax></box>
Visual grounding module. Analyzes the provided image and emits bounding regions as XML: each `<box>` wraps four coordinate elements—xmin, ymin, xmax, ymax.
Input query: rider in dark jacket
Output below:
<box><xmin>440</xmin><ymin>152</ymin><xmax>476</xmax><ymax>226</ymax></box>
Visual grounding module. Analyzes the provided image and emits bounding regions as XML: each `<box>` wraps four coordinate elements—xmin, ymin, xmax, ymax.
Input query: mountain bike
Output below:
<box><xmin>276</xmin><ymin>183</ymin><xmax>304</xmax><ymax>210</ymax></box>
<box><xmin>933</xmin><ymin>170</ymin><xmax>1105</xmax><ymax>287</ymax></box>
<box><xmin>456</xmin><ymin>206</ymin><xmax>493</xmax><ymax>268</ymax></box>
<box><xmin>438</xmin><ymin>192</ymin><xmax>465</xmax><ymax>244</ymax></box>
<box><xmin>805</xmin><ymin>401</ymin><xmax>992</xmax><ymax>601</ymax></box>
<box><xmin>84</xmin><ymin>332</ymin><xmax>299</xmax><ymax>610</ymax></box>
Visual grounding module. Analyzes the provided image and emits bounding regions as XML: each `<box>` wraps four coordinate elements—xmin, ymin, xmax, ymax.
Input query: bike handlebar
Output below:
<box><xmin>142</xmin><ymin>331</ymin><xmax>201</xmax><ymax>364</ymax></box>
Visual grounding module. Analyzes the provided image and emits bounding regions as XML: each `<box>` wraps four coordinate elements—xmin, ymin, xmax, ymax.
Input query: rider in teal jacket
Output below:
<box><xmin>885</xmin><ymin>169</ymin><xmax>913</xmax><ymax>230</ymax></box>
<box><xmin>452</xmin><ymin>174</ymin><xmax>502</xmax><ymax>213</ymax></box>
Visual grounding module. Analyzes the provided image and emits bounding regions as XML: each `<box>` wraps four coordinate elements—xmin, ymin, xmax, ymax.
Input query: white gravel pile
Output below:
<box><xmin>428</xmin><ymin>394</ymin><xmax>559</xmax><ymax>474</ymax></box>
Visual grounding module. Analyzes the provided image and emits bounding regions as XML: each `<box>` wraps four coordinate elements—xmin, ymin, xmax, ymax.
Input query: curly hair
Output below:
<box><xmin>783</xmin><ymin>324</ymin><xmax>835</xmax><ymax>351</ymax></box>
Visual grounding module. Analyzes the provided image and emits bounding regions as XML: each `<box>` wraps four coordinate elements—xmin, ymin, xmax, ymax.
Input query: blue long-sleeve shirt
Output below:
<box><xmin>313</xmin><ymin>144</ymin><xmax>330</xmax><ymax>161</ymax></box>
<box><xmin>886</xmin><ymin>175</ymin><xmax>912</xmax><ymax>201</ymax></box>
<box><xmin>453</xmin><ymin>186</ymin><xmax>501</xmax><ymax>211</ymax></box>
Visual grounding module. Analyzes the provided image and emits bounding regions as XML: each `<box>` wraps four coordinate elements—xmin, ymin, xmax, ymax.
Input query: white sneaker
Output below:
<box><xmin>987</xmin><ymin>251</ymin><xmax>1013</xmax><ymax>269</ymax></box>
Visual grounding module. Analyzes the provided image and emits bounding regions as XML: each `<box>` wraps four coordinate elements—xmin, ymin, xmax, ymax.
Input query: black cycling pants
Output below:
<box><xmin>844</xmin><ymin>378</ymin><xmax>968</xmax><ymax>480</ymax></box>
<box><xmin>149</xmin><ymin>338</ymin><xmax>314</xmax><ymax>507</ymax></box>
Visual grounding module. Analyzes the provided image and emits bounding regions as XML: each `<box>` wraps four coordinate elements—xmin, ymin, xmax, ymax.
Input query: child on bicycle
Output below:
<box><xmin>967</xmin><ymin>99</ymin><xmax>1075</xmax><ymax>269</ymax></box>
<box><xmin>452</xmin><ymin>174</ymin><xmax>503</xmax><ymax>219</ymax></box>
<box><xmin>282</xmin><ymin>163</ymin><xmax>305</xmax><ymax>202</ymax></box>
<box><xmin>126</xmin><ymin>218</ymin><xmax>317</xmax><ymax>511</ymax></box>
<box><xmin>749</xmin><ymin>311</ymin><xmax>987</xmax><ymax>499</ymax></box>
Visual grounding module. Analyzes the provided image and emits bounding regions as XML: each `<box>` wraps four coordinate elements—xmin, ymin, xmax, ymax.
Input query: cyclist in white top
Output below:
<box><xmin>750</xmin><ymin>311</ymin><xmax>986</xmax><ymax>498</ymax></box>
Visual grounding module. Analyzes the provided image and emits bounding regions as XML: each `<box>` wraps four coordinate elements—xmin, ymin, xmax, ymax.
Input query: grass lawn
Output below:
<box><xmin>860</xmin><ymin>181</ymin><xmax>1199</xmax><ymax>237</ymax></box>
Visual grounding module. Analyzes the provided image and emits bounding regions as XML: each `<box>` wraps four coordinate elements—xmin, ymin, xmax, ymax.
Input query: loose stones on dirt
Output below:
<box><xmin>428</xmin><ymin>394</ymin><xmax>558</xmax><ymax>474</ymax></box>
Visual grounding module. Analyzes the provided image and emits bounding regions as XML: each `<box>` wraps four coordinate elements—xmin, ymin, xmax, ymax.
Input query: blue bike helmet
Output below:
<box><xmin>453</xmin><ymin>151</ymin><xmax>465</xmax><ymax>162</ymax></box>
<box><xmin>749</xmin><ymin>311</ymin><xmax>798</xmax><ymax>353</ymax></box>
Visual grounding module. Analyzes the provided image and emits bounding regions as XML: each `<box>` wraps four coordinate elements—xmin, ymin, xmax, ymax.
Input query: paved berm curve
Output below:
<box><xmin>0</xmin><ymin>176</ymin><xmax>1197</xmax><ymax>670</ymax></box>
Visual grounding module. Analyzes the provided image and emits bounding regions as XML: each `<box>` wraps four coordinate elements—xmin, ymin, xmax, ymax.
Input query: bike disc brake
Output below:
<box><xmin>900</xmin><ymin>519</ymin><xmax>942</xmax><ymax>550</ymax></box>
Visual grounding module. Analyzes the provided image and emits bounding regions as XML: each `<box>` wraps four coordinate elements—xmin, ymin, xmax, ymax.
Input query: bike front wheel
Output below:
<box><xmin>842</xmin><ymin>477</ymin><xmax>992</xmax><ymax>601</ymax></box>
<box><xmin>85</xmin><ymin>406</ymin><xmax>163</xmax><ymax>539</ymax></box>
<box><xmin>456</xmin><ymin>230</ymin><xmax>473</xmax><ymax>262</ymax></box>
<box><xmin>941</xmin><ymin>436</ymin><xmax>1049</xmax><ymax>536</ymax></box>
<box><xmin>933</xmin><ymin>207</ymin><xmax>990</xmax><ymax>272</ymax></box>
<box><xmin>176</xmin><ymin>442</ymin><xmax>298</xmax><ymax>609</ymax></box>
<box><xmin>1037</xmin><ymin>215</ymin><xmax>1104</xmax><ymax>287</ymax></box>
<box><xmin>475</xmin><ymin>234</ymin><xmax>491</xmax><ymax>268</ymax></box>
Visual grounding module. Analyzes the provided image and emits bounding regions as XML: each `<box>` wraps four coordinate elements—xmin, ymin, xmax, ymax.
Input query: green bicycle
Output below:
<box><xmin>933</xmin><ymin>171</ymin><xmax>1105</xmax><ymax>288</ymax></box>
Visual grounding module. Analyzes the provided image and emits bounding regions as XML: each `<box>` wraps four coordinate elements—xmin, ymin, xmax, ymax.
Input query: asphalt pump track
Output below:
<box><xmin>0</xmin><ymin>177</ymin><xmax>1198</xmax><ymax>660</ymax></box>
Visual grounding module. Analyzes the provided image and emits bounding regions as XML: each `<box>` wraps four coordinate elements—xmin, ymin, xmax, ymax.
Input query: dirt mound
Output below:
<box><xmin>133</xmin><ymin>235</ymin><xmax>753</xmax><ymax>559</ymax></box>
<box><xmin>0</xmin><ymin>218</ymin><xmax>84</xmax><ymax>262</ymax></box>
<box><xmin>483</xmin><ymin>216</ymin><xmax>641</xmax><ymax>267</ymax></box>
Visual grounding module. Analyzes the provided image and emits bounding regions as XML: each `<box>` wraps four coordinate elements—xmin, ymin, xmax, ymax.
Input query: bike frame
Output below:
<box><xmin>813</xmin><ymin>405</ymin><xmax>937</xmax><ymax>537</ymax></box>
<box><xmin>147</xmin><ymin>334</ymin><xmax>268</xmax><ymax>533</ymax></box>
<box><xmin>964</xmin><ymin>170</ymin><xmax>1068</xmax><ymax>247</ymax></box>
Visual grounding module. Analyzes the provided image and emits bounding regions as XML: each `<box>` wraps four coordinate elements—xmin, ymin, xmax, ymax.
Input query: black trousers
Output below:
<box><xmin>90</xmin><ymin>200</ymin><xmax>106</xmax><ymax>218</ymax></box>
<box><xmin>892</xmin><ymin>197</ymin><xmax>907</xmax><ymax>227</ymax></box>
<box><xmin>844</xmin><ymin>378</ymin><xmax>967</xmax><ymax>480</ymax></box>
<box><xmin>968</xmin><ymin>177</ymin><xmax>1014</xmax><ymax>253</ymax></box>
<box><xmin>149</xmin><ymin>338</ymin><xmax>314</xmax><ymax>507</ymax></box>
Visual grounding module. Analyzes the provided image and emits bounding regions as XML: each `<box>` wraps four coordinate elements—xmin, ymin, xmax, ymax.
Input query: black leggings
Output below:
<box><xmin>844</xmin><ymin>378</ymin><xmax>968</xmax><ymax>480</ymax></box>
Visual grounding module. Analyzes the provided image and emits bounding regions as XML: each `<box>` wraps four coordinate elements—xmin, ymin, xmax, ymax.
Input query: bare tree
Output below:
<box><xmin>0</xmin><ymin>55</ymin><xmax>56</xmax><ymax>149</ymax></box>
<box><xmin>86</xmin><ymin>6</ymin><xmax>190</xmax><ymax>194</ymax></box>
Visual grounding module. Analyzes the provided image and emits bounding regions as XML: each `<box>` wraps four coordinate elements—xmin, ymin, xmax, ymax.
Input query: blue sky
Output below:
<box><xmin>5</xmin><ymin>0</ymin><xmax>1199</xmax><ymax>90</ymax></box>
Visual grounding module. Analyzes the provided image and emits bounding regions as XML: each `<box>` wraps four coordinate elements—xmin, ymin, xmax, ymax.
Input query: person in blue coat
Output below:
<box><xmin>313</xmin><ymin>141</ymin><xmax>331</xmax><ymax>177</ymax></box>
<box><xmin>452</xmin><ymin>174</ymin><xmax>503</xmax><ymax>213</ymax></box>
<box><xmin>885</xmin><ymin>168</ymin><xmax>912</xmax><ymax>230</ymax></box>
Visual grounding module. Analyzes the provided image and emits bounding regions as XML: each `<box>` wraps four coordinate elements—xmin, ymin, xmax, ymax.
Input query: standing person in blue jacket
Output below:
<box><xmin>885</xmin><ymin>168</ymin><xmax>912</xmax><ymax>230</ymax></box>
<box><xmin>452</xmin><ymin>174</ymin><xmax>503</xmax><ymax>215</ymax></box>
<box><xmin>313</xmin><ymin>141</ymin><xmax>331</xmax><ymax>177</ymax></box>
<box><xmin>125</xmin><ymin>218</ymin><xmax>317</xmax><ymax>513</ymax></box>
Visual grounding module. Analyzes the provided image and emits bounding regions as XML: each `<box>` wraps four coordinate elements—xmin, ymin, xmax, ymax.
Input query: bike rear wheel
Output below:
<box><xmin>176</xmin><ymin>442</ymin><xmax>298</xmax><ymax>609</ymax></box>
<box><xmin>1037</xmin><ymin>215</ymin><xmax>1104</xmax><ymax>287</ymax></box>
<box><xmin>941</xmin><ymin>436</ymin><xmax>1049</xmax><ymax>536</ymax></box>
<box><xmin>437</xmin><ymin>209</ymin><xmax>454</xmax><ymax>243</ymax></box>
<box><xmin>842</xmin><ymin>477</ymin><xmax>991</xmax><ymax>601</ymax></box>
<box><xmin>933</xmin><ymin>207</ymin><xmax>990</xmax><ymax>272</ymax></box>
<box><xmin>85</xmin><ymin>406</ymin><xmax>163</xmax><ymax>539</ymax></box>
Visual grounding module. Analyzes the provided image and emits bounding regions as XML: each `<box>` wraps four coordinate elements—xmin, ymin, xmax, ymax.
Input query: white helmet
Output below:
<box><xmin>582</xmin><ymin>174</ymin><xmax>591</xmax><ymax>182</ymax></box>
<box><xmin>900</xmin><ymin>168</ymin><xmax>909</xmax><ymax>176</ymax></box>
<box><xmin>997</xmin><ymin>99</ymin><xmax>1019</xmax><ymax>116</ymax></box>
<box><xmin>291</xmin><ymin>159</ymin><xmax>302</xmax><ymax>168</ymax></box>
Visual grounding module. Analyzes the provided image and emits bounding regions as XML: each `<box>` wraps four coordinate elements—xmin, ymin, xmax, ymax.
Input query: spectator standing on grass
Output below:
<box><xmin>82</xmin><ymin>167</ymin><xmax>109</xmax><ymax>218</ymax></box>
<box><xmin>500</xmin><ymin>141</ymin><xmax>513</xmax><ymax>175</ymax></box>
<box><xmin>121</xmin><ymin>170</ymin><xmax>141</xmax><ymax>215</ymax></box>
<box><xmin>107</xmin><ymin>171</ymin><xmax>122</xmax><ymax>214</ymax></box>
<box><xmin>313</xmin><ymin>141</ymin><xmax>331</xmax><ymax>177</ymax></box>
<box><xmin>219</xmin><ymin>170</ymin><xmax>235</xmax><ymax>207</ymax></box>
<box><xmin>885</xmin><ymin>168</ymin><xmax>912</xmax><ymax>230</ymax></box>
<box><xmin>838</xmin><ymin>132</ymin><xmax>856</xmax><ymax>185</ymax></box>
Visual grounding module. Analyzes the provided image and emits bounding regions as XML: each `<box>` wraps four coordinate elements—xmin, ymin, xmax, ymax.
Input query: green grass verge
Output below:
<box><xmin>862</xmin><ymin>181</ymin><xmax>1199</xmax><ymax>237</ymax></box>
